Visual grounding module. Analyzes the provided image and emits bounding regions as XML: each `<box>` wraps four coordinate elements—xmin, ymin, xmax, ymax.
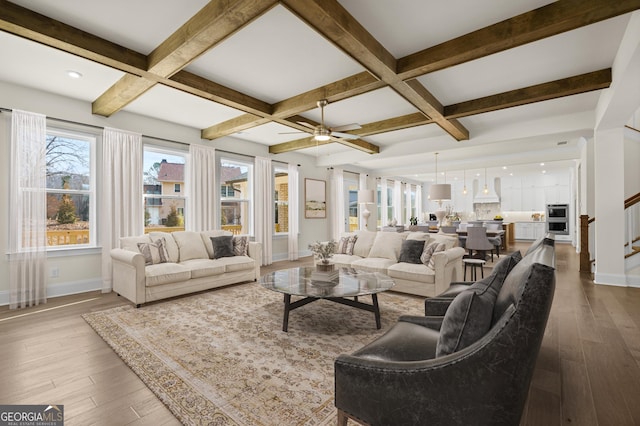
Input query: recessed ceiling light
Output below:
<box><xmin>542</xmin><ymin>170</ymin><xmax>547</xmax><ymax>174</ymax></box>
<box><xmin>66</xmin><ymin>70</ymin><xmax>83</xmax><ymax>79</ymax></box>
<box><xmin>502</xmin><ymin>166</ymin><xmax>507</xmax><ymax>170</ymax></box>
<box><xmin>540</xmin><ymin>162</ymin><xmax>545</xmax><ymax>166</ymax></box>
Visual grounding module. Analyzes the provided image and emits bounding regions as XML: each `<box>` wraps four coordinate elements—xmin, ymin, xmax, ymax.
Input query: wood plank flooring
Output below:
<box><xmin>1</xmin><ymin>244</ymin><xmax>639</xmax><ymax>425</ymax></box>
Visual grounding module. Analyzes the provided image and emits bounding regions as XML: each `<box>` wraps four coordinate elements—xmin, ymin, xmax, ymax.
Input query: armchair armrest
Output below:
<box><xmin>248</xmin><ymin>241</ymin><xmax>262</xmax><ymax>279</ymax></box>
<box><xmin>432</xmin><ymin>247</ymin><xmax>465</xmax><ymax>295</ymax></box>
<box><xmin>110</xmin><ymin>248</ymin><xmax>146</xmax><ymax>306</ymax></box>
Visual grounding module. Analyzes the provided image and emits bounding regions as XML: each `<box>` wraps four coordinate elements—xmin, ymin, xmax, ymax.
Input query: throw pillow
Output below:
<box><xmin>426</xmin><ymin>243</ymin><xmax>446</xmax><ymax>269</ymax></box>
<box><xmin>233</xmin><ymin>235</ymin><xmax>249</xmax><ymax>256</ymax></box>
<box><xmin>337</xmin><ymin>236</ymin><xmax>351</xmax><ymax>254</ymax></box>
<box><xmin>470</xmin><ymin>251</ymin><xmax>522</xmax><ymax>297</ymax></box>
<box><xmin>435</xmin><ymin>289</ymin><xmax>493</xmax><ymax>357</ymax></box>
<box><xmin>210</xmin><ymin>235</ymin><xmax>235</xmax><ymax>259</ymax></box>
<box><xmin>420</xmin><ymin>242</ymin><xmax>438</xmax><ymax>265</ymax></box>
<box><xmin>137</xmin><ymin>238</ymin><xmax>170</xmax><ymax>266</ymax></box>
<box><xmin>345</xmin><ymin>235</ymin><xmax>358</xmax><ymax>255</ymax></box>
<box><xmin>398</xmin><ymin>239</ymin><xmax>426</xmax><ymax>264</ymax></box>
<box><xmin>368</xmin><ymin>232</ymin><xmax>406</xmax><ymax>261</ymax></box>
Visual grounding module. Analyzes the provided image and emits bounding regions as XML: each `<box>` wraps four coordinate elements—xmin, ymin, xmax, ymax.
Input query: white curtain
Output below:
<box><xmin>188</xmin><ymin>144</ymin><xmax>217</xmax><ymax>231</ymax></box>
<box><xmin>380</xmin><ymin>179</ymin><xmax>388</xmax><ymax>225</ymax></box>
<box><xmin>254</xmin><ymin>156</ymin><xmax>273</xmax><ymax>265</ymax></box>
<box><xmin>287</xmin><ymin>163</ymin><xmax>299</xmax><ymax>260</ymax></box>
<box><xmin>9</xmin><ymin>110</ymin><xmax>47</xmax><ymax>309</ymax></box>
<box><xmin>394</xmin><ymin>180</ymin><xmax>402</xmax><ymax>224</ymax></box>
<box><xmin>416</xmin><ymin>184</ymin><xmax>423</xmax><ymax>222</ymax></box>
<box><xmin>101</xmin><ymin>127</ymin><xmax>142</xmax><ymax>293</ymax></box>
<box><xmin>330</xmin><ymin>168</ymin><xmax>345</xmax><ymax>241</ymax></box>
<box><xmin>405</xmin><ymin>183</ymin><xmax>412</xmax><ymax>224</ymax></box>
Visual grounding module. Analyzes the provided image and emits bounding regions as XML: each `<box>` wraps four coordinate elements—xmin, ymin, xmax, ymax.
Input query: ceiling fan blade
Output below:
<box><xmin>331</xmin><ymin>131</ymin><xmax>359</xmax><ymax>140</ymax></box>
<box><xmin>297</xmin><ymin>121</ymin><xmax>316</xmax><ymax>129</ymax></box>
<box><xmin>278</xmin><ymin>131</ymin><xmax>307</xmax><ymax>134</ymax></box>
<box><xmin>331</xmin><ymin>123</ymin><xmax>361</xmax><ymax>132</ymax></box>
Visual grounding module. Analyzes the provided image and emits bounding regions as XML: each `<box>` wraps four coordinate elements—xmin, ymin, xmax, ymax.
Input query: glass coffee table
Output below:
<box><xmin>260</xmin><ymin>266</ymin><xmax>395</xmax><ymax>332</ymax></box>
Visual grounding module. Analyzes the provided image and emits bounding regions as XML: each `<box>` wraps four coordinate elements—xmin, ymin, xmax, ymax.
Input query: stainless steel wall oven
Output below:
<box><xmin>546</xmin><ymin>204</ymin><xmax>569</xmax><ymax>235</ymax></box>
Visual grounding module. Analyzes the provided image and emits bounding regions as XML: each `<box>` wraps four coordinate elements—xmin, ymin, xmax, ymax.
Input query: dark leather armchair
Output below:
<box><xmin>334</xmin><ymin>238</ymin><xmax>556</xmax><ymax>426</ymax></box>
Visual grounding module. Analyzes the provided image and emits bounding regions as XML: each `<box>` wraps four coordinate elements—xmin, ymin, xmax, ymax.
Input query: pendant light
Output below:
<box><xmin>429</xmin><ymin>153</ymin><xmax>451</xmax><ymax>206</ymax></box>
<box><xmin>483</xmin><ymin>168</ymin><xmax>489</xmax><ymax>194</ymax></box>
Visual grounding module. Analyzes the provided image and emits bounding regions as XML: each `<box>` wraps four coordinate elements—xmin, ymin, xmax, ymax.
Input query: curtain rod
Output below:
<box><xmin>1</xmin><ymin>107</ymin><xmax>299</xmax><ymax>166</ymax></box>
<box><xmin>326</xmin><ymin>166</ymin><xmax>363</xmax><ymax>175</ymax></box>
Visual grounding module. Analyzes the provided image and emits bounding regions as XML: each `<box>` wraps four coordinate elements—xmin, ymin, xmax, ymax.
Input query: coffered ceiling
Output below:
<box><xmin>1</xmin><ymin>0</ymin><xmax>638</xmax><ymax>182</ymax></box>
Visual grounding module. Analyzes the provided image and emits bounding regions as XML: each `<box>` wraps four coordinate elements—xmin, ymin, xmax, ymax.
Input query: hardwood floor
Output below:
<box><xmin>1</xmin><ymin>244</ymin><xmax>639</xmax><ymax>425</ymax></box>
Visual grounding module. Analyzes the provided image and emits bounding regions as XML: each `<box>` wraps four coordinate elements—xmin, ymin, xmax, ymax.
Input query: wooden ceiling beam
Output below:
<box><xmin>444</xmin><ymin>69</ymin><xmax>612</xmax><ymax>119</ymax></box>
<box><xmin>269</xmin><ymin>136</ymin><xmax>379</xmax><ymax>154</ymax></box>
<box><xmin>92</xmin><ymin>0</ymin><xmax>278</xmax><ymax>116</ymax></box>
<box><xmin>281</xmin><ymin>0</ymin><xmax>470</xmax><ymax>142</ymax></box>
<box><xmin>397</xmin><ymin>0</ymin><xmax>640</xmax><ymax>80</ymax></box>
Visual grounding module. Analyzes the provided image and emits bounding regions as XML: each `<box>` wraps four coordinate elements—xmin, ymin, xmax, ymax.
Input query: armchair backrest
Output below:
<box><xmin>465</xmin><ymin>226</ymin><xmax>494</xmax><ymax>251</ymax></box>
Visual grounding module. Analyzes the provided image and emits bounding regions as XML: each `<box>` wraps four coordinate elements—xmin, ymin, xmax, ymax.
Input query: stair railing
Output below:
<box><xmin>624</xmin><ymin>192</ymin><xmax>640</xmax><ymax>259</ymax></box>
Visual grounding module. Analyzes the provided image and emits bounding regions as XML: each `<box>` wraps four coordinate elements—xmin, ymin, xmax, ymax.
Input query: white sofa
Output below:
<box><xmin>111</xmin><ymin>230</ymin><xmax>261</xmax><ymax>307</ymax></box>
<box><xmin>330</xmin><ymin>230</ymin><xmax>465</xmax><ymax>297</ymax></box>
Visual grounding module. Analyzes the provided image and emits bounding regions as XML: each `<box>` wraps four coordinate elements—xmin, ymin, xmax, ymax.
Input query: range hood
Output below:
<box><xmin>473</xmin><ymin>177</ymin><xmax>500</xmax><ymax>204</ymax></box>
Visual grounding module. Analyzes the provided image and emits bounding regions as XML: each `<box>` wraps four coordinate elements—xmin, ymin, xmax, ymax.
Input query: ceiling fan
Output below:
<box><xmin>284</xmin><ymin>99</ymin><xmax>361</xmax><ymax>142</ymax></box>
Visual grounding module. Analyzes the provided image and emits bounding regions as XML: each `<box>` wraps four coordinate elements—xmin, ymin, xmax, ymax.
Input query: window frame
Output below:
<box><xmin>44</xmin><ymin>127</ymin><xmax>97</xmax><ymax>252</ymax></box>
<box><xmin>219</xmin><ymin>156</ymin><xmax>253</xmax><ymax>236</ymax></box>
<box><xmin>142</xmin><ymin>145</ymin><xmax>188</xmax><ymax>232</ymax></box>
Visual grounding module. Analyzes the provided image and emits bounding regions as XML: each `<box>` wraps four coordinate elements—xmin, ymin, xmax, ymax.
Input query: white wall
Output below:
<box><xmin>0</xmin><ymin>81</ymin><xmax>334</xmax><ymax>304</ymax></box>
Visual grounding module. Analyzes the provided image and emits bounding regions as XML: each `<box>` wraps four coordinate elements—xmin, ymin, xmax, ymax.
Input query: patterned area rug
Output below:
<box><xmin>83</xmin><ymin>283</ymin><xmax>423</xmax><ymax>425</ymax></box>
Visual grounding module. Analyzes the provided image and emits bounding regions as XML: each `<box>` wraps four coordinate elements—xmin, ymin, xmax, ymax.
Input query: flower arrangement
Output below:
<box><xmin>308</xmin><ymin>240</ymin><xmax>336</xmax><ymax>264</ymax></box>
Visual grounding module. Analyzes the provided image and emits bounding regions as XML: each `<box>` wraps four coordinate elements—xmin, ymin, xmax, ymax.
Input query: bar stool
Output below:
<box><xmin>463</xmin><ymin>258</ymin><xmax>486</xmax><ymax>280</ymax></box>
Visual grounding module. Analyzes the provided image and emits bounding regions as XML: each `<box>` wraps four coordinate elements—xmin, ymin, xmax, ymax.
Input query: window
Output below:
<box><xmin>345</xmin><ymin>178</ymin><xmax>358</xmax><ymax>232</ymax></box>
<box><xmin>220</xmin><ymin>158</ymin><xmax>252</xmax><ymax>235</ymax></box>
<box><xmin>274</xmin><ymin>167</ymin><xmax>288</xmax><ymax>233</ymax></box>
<box><xmin>143</xmin><ymin>148</ymin><xmax>187</xmax><ymax>232</ymax></box>
<box><xmin>45</xmin><ymin>129</ymin><xmax>95</xmax><ymax>248</ymax></box>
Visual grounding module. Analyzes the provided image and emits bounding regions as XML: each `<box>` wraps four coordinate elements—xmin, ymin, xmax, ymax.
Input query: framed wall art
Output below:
<box><xmin>304</xmin><ymin>178</ymin><xmax>326</xmax><ymax>219</ymax></box>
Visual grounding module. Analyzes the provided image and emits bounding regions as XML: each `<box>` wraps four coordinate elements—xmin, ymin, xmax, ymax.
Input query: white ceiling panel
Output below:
<box><xmin>8</xmin><ymin>0</ymin><xmax>211</xmax><ymax>54</ymax></box>
<box><xmin>339</xmin><ymin>0</ymin><xmax>555</xmax><ymax>57</ymax></box>
<box><xmin>0</xmin><ymin>32</ymin><xmax>124</xmax><ymax>101</ymax></box>
<box><xmin>231</xmin><ymin>122</ymin><xmax>313</xmax><ymax>146</ymax></box>
<box><xmin>186</xmin><ymin>5</ymin><xmax>365</xmax><ymax>103</ymax></box>
<box><xmin>124</xmin><ymin>85</ymin><xmax>244</xmax><ymax>130</ymax></box>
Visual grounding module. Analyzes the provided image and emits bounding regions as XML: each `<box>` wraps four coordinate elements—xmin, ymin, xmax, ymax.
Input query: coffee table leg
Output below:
<box><xmin>372</xmin><ymin>294</ymin><xmax>381</xmax><ymax>329</ymax></box>
<box><xmin>283</xmin><ymin>294</ymin><xmax>291</xmax><ymax>332</ymax></box>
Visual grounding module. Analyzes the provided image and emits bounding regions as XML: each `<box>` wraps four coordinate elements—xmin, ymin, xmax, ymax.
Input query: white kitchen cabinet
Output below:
<box><xmin>515</xmin><ymin>222</ymin><xmax>546</xmax><ymax>240</ymax></box>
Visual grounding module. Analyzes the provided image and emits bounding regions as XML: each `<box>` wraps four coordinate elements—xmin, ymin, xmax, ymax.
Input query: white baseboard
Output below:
<box><xmin>594</xmin><ymin>273</ymin><xmax>628</xmax><ymax>287</ymax></box>
<box><xmin>0</xmin><ymin>279</ymin><xmax>102</xmax><ymax>306</ymax></box>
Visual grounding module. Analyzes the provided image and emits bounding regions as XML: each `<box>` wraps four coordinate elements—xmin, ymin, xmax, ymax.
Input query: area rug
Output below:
<box><xmin>83</xmin><ymin>283</ymin><xmax>423</xmax><ymax>425</ymax></box>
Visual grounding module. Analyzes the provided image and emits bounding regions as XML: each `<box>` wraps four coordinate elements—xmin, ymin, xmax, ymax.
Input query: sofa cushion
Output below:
<box><xmin>210</xmin><ymin>235</ymin><xmax>235</xmax><ymax>259</ymax></box>
<box><xmin>436</xmin><ymin>288</ymin><xmax>494</xmax><ymax>357</ymax></box>
<box><xmin>398</xmin><ymin>239</ymin><xmax>426</xmax><ymax>264</ymax></box>
<box><xmin>219</xmin><ymin>255</ymin><xmax>256</xmax><ymax>273</ymax></box>
<box><xmin>331</xmin><ymin>253</ymin><xmax>363</xmax><ymax>267</ymax></box>
<box><xmin>137</xmin><ymin>238</ymin><xmax>170</xmax><ymax>265</ymax></box>
<box><xmin>172</xmin><ymin>231</ymin><xmax>209</xmax><ymax>261</ymax></box>
<box><xmin>368</xmin><ymin>232</ymin><xmax>406</xmax><ymax>261</ymax></box>
<box><xmin>387</xmin><ymin>263</ymin><xmax>435</xmax><ymax>283</ymax></box>
<box><xmin>406</xmin><ymin>232</ymin><xmax>430</xmax><ymax>242</ymax></box>
<box><xmin>179</xmin><ymin>259</ymin><xmax>226</xmax><ymax>278</ymax></box>
<box><xmin>200</xmin><ymin>230</ymin><xmax>234</xmax><ymax>258</ymax></box>
<box><xmin>149</xmin><ymin>231</ymin><xmax>180</xmax><ymax>263</ymax></box>
<box><xmin>233</xmin><ymin>235</ymin><xmax>249</xmax><ymax>256</ymax></box>
<box><xmin>352</xmin><ymin>230</ymin><xmax>377</xmax><ymax>258</ymax></box>
<box><xmin>145</xmin><ymin>263</ymin><xmax>191</xmax><ymax>287</ymax></box>
<box><xmin>351</xmin><ymin>257</ymin><xmax>397</xmax><ymax>273</ymax></box>
<box><xmin>120</xmin><ymin>235</ymin><xmax>152</xmax><ymax>253</ymax></box>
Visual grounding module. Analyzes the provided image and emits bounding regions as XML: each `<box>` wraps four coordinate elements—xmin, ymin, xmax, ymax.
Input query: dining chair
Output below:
<box><xmin>464</xmin><ymin>226</ymin><xmax>495</xmax><ymax>260</ymax></box>
<box><xmin>485</xmin><ymin>223</ymin><xmax>502</xmax><ymax>259</ymax></box>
